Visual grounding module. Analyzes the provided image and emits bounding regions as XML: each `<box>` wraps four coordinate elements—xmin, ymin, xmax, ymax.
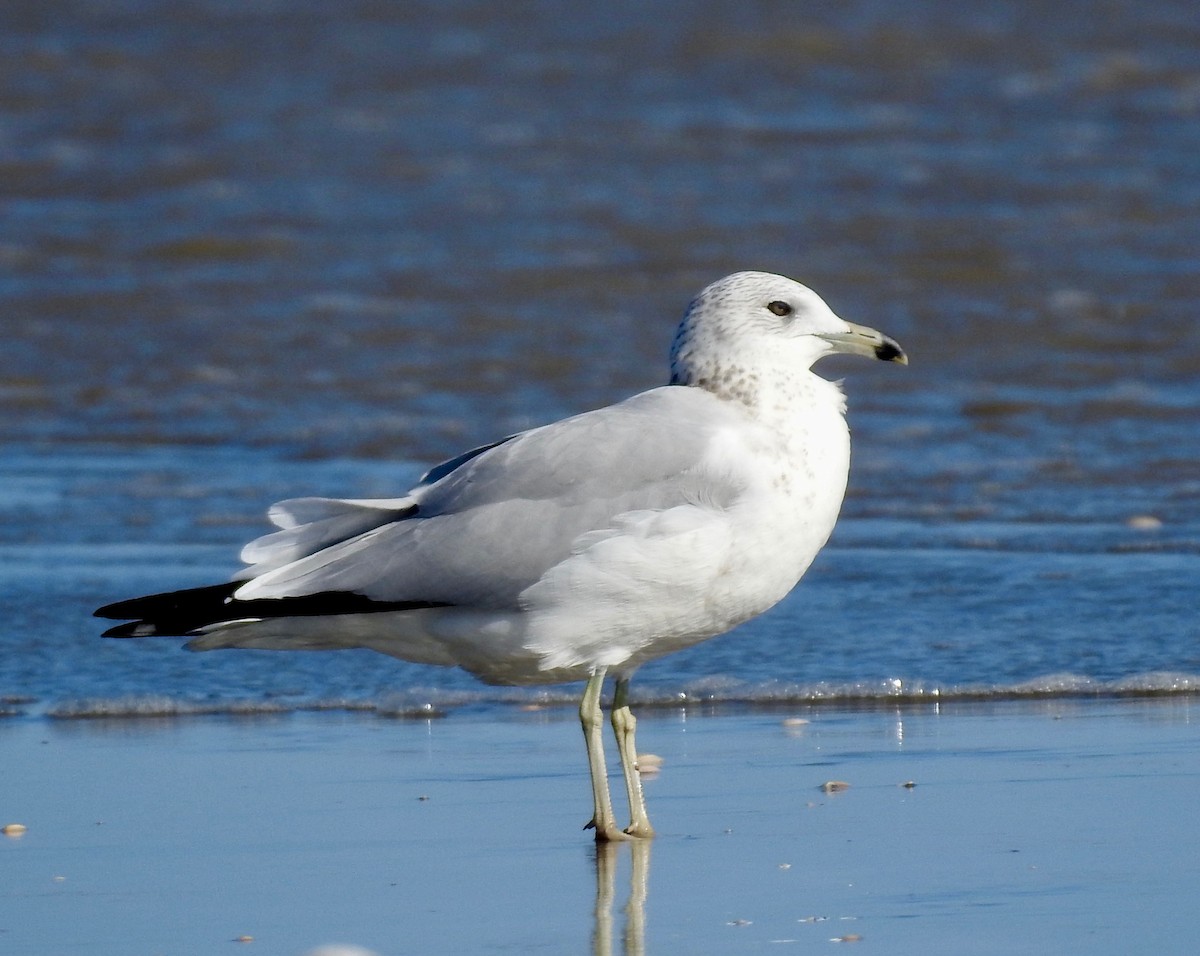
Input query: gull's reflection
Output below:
<box><xmin>592</xmin><ymin>840</ymin><xmax>650</xmax><ymax>956</ymax></box>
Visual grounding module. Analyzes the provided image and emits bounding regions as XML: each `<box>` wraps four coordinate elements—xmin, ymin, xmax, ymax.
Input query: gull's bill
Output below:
<box><xmin>818</xmin><ymin>321</ymin><xmax>908</xmax><ymax>365</ymax></box>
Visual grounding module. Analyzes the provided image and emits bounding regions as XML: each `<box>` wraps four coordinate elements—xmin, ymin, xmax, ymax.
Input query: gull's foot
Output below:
<box><xmin>585</xmin><ymin>817</ymin><xmax>632</xmax><ymax>842</ymax></box>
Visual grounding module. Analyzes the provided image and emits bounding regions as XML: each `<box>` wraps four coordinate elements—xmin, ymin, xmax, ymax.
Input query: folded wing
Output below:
<box><xmin>234</xmin><ymin>386</ymin><xmax>752</xmax><ymax>610</ymax></box>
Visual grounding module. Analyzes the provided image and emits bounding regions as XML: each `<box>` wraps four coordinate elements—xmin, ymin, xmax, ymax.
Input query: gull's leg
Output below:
<box><xmin>611</xmin><ymin>677</ymin><xmax>655</xmax><ymax>838</ymax></box>
<box><xmin>580</xmin><ymin>669</ymin><xmax>627</xmax><ymax>842</ymax></box>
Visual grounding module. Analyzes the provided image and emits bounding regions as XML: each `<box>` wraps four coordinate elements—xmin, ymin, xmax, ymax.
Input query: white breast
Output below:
<box><xmin>518</xmin><ymin>375</ymin><xmax>851</xmax><ymax>678</ymax></box>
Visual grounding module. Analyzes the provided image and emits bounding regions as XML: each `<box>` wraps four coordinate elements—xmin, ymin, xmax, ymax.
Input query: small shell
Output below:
<box><xmin>2</xmin><ymin>823</ymin><xmax>27</xmax><ymax>837</ymax></box>
<box><xmin>819</xmin><ymin>780</ymin><xmax>850</xmax><ymax>793</ymax></box>
<box><xmin>635</xmin><ymin>753</ymin><xmax>664</xmax><ymax>773</ymax></box>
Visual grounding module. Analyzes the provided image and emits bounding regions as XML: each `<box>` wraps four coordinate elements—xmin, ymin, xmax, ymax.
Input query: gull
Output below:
<box><xmin>96</xmin><ymin>271</ymin><xmax>906</xmax><ymax>841</ymax></box>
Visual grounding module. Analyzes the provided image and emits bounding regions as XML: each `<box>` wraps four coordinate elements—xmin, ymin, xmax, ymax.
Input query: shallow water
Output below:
<box><xmin>2</xmin><ymin>0</ymin><xmax>1198</xmax><ymax>718</ymax></box>
<box><xmin>4</xmin><ymin>702</ymin><xmax>1199</xmax><ymax>955</ymax></box>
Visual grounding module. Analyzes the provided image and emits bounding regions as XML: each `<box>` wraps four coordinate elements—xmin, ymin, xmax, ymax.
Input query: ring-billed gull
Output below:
<box><xmin>97</xmin><ymin>270</ymin><xmax>906</xmax><ymax>841</ymax></box>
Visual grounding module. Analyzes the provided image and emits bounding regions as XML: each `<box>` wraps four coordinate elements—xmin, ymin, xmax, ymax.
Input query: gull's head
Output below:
<box><xmin>669</xmin><ymin>271</ymin><xmax>906</xmax><ymax>398</ymax></box>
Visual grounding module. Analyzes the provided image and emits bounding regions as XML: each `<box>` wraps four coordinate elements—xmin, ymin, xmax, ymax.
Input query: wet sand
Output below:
<box><xmin>2</xmin><ymin>698</ymin><xmax>1196</xmax><ymax>954</ymax></box>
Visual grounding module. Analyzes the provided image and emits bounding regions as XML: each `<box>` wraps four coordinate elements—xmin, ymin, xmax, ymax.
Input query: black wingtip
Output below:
<box><xmin>94</xmin><ymin>599</ymin><xmax>140</xmax><ymax>621</ymax></box>
<box><xmin>94</xmin><ymin>582</ymin><xmax>241</xmax><ymax>637</ymax></box>
<box><xmin>101</xmin><ymin>621</ymin><xmax>156</xmax><ymax>638</ymax></box>
<box><xmin>96</xmin><ymin>580</ymin><xmax>456</xmax><ymax>639</ymax></box>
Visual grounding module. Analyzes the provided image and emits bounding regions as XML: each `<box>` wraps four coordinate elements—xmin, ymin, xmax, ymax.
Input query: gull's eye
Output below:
<box><xmin>767</xmin><ymin>300</ymin><xmax>793</xmax><ymax>317</ymax></box>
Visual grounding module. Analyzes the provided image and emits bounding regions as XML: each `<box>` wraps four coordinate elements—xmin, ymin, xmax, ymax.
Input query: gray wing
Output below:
<box><xmin>234</xmin><ymin>386</ymin><xmax>751</xmax><ymax>607</ymax></box>
<box><xmin>232</xmin><ymin>435</ymin><xmax>523</xmax><ymax>582</ymax></box>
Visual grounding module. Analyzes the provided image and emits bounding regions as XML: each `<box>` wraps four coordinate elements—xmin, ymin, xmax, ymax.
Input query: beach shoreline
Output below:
<box><xmin>3</xmin><ymin>697</ymin><xmax>1196</xmax><ymax>954</ymax></box>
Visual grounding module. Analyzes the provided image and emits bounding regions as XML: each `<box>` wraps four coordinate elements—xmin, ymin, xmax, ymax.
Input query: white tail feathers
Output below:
<box><xmin>236</xmin><ymin>497</ymin><xmax>416</xmax><ymax>580</ymax></box>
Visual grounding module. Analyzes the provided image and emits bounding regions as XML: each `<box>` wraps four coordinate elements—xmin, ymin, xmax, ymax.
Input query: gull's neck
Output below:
<box><xmin>670</xmin><ymin>342</ymin><xmax>847</xmax><ymax>424</ymax></box>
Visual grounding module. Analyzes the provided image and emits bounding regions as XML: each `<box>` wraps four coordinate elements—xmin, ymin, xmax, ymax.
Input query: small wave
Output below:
<box><xmin>46</xmin><ymin>696</ymin><xmax>294</xmax><ymax>720</ymax></box>
<box><xmin>34</xmin><ymin>672</ymin><xmax>1200</xmax><ymax>721</ymax></box>
<box><xmin>633</xmin><ymin>672</ymin><xmax>1200</xmax><ymax>708</ymax></box>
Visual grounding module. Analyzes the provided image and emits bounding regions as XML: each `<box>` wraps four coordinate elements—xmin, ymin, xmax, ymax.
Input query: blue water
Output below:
<box><xmin>2</xmin><ymin>0</ymin><xmax>1198</xmax><ymax>719</ymax></box>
